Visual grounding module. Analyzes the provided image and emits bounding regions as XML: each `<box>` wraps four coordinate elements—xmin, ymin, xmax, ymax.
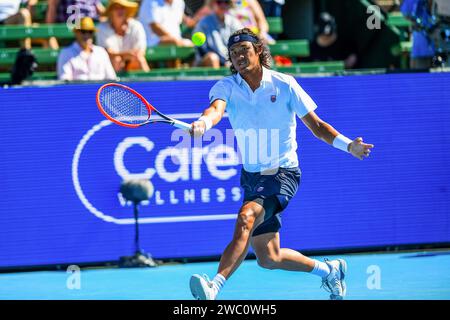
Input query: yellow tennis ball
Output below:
<box><xmin>192</xmin><ymin>32</ymin><xmax>206</xmax><ymax>46</ymax></box>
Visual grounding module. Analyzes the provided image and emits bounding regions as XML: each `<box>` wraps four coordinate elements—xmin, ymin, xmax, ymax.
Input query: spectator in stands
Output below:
<box><xmin>400</xmin><ymin>0</ymin><xmax>435</xmax><ymax>69</ymax></box>
<box><xmin>46</xmin><ymin>0</ymin><xmax>106</xmax><ymax>49</ymax></box>
<box><xmin>229</xmin><ymin>0</ymin><xmax>274</xmax><ymax>44</ymax></box>
<box><xmin>306</xmin><ymin>12</ymin><xmax>358</xmax><ymax>69</ymax></box>
<box><xmin>259</xmin><ymin>0</ymin><xmax>284</xmax><ymax>18</ymax></box>
<box><xmin>193</xmin><ymin>0</ymin><xmax>243</xmax><ymax>68</ymax></box>
<box><xmin>138</xmin><ymin>0</ymin><xmax>193</xmax><ymax>47</ymax></box>
<box><xmin>188</xmin><ymin>0</ymin><xmax>273</xmax><ymax>43</ymax></box>
<box><xmin>57</xmin><ymin>17</ymin><xmax>117</xmax><ymax>80</ymax></box>
<box><xmin>0</xmin><ymin>0</ymin><xmax>35</xmax><ymax>49</ymax></box>
<box><xmin>97</xmin><ymin>0</ymin><xmax>150</xmax><ymax>72</ymax></box>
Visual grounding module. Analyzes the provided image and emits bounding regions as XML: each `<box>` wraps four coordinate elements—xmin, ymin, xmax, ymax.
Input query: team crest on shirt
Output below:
<box><xmin>271</xmin><ymin>95</ymin><xmax>277</xmax><ymax>102</ymax></box>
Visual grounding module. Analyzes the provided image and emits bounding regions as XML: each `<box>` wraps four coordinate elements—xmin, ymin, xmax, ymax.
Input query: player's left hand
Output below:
<box><xmin>349</xmin><ymin>137</ymin><xmax>374</xmax><ymax>160</ymax></box>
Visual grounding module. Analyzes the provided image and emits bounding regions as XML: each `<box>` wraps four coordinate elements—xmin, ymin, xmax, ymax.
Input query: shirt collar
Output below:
<box><xmin>235</xmin><ymin>66</ymin><xmax>272</xmax><ymax>87</ymax></box>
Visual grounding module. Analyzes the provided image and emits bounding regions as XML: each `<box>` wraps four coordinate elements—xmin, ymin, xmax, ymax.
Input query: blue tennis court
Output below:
<box><xmin>1</xmin><ymin>250</ymin><xmax>449</xmax><ymax>300</ymax></box>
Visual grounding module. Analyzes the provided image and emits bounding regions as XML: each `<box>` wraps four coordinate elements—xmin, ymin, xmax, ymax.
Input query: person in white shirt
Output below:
<box><xmin>0</xmin><ymin>0</ymin><xmax>34</xmax><ymax>49</ymax></box>
<box><xmin>97</xmin><ymin>0</ymin><xmax>150</xmax><ymax>72</ymax></box>
<box><xmin>189</xmin><ymin>28</ymin><xmax>374</xmax><ymax>301</ymax></box>
<box><xmin>57</xmin><ymin>17</ymin><xmax>117</xmax><ymax>81</ymax></box>
<box><xmin>137</xmin><ymin>0</ymin><xmax>193</xmax><ymax>47</ymax></box>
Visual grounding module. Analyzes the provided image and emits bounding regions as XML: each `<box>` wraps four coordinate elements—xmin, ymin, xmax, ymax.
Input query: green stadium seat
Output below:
<box><xmin>0</xmin><ymin>24</ymin><xmax>73</xmax><ymax>40</ymax></box>
<box><xmin>267</xmin><ymin>17</ymin><xmax>283</xmax><ymax>34</ymax></box>
<box><xmin>269</xmin><ymin>40</ymin><xmax>309</xmax><ymax>57</ymax></box>
<box><xmin>387</xmin><ymin>12</ymin><xmax>412</xmax><ymax>28</ymax></box>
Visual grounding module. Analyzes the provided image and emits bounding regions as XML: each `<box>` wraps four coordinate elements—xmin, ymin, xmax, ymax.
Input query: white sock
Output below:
<box><xmin>211</xmin><ymin>274</ymin><xmax>226</xmax><ymax>293</ymax></box>
<box><xmin>310</xmin><ymin>259</ymin><xmax>331</xmax><ymax>279</ymax></box>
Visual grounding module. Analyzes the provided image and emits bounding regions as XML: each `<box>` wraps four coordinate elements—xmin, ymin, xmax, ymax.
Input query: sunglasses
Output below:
<box><xmin>80</xmin><ymin>30</ymin><xmax>94</xmax><ymax>35</ymax></box>
<box><xmin>216</xmin><ymin>0</ymin><xmax>231</xmax><ymax>5</ymax></box>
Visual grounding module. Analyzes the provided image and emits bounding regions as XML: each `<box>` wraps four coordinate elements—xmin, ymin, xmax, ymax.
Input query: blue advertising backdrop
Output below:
<box><xmin>1</xmin><ymin>72</ymin><xmax>449</xmax><ymax>268</ymax></box>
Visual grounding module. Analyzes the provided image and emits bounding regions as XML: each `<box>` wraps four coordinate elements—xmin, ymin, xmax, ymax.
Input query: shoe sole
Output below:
<box><xmin>190</xmin><ymin>275</ymin><xmax>207</xmax><ymax>300</ymax></box>
<box><xmin>337</xmin><ymin>259</ymin><xmax>347</xmax><ymax>297</ymax></box>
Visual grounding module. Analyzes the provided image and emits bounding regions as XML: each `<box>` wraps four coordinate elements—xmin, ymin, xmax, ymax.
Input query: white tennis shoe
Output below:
<box><xmin>190</xmin><ymin>274</ymin><xmax>218</xmax><ymax>300</ymax></box>
<box><xmin>321</xmin><ymin>258</ymin><xmax>347</xmax><ymax>300</ymax></box>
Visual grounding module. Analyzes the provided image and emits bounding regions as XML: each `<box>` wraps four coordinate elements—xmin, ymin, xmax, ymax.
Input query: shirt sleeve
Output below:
<box><xmin>288</xmin><ymin>76</ymin><xmax>317</xmax><ymax>118</ymax></box>
<box><xmin>138</xmin><ymin>0</ymin><xmax>157</xmax><ymax>25</ymax></box>
<box><xmin>209</xmin><ymin>79</ymin><xmax>232</xmax><ymax>105</ymax></box>
<box><xmin>95</xmin><ymin>23</ymin><xmax>108</xmax><ymax>49</ymax></box>
<box><xmin>133</xmin><ymin>20</ymin><xmax>148</xmax><ymax>51</ymax></box>
<box><xmin>100</xmin><ymin>48</ymin><xmax>117</xmax><ymax>80</ymax></box>
<box><xmin>57</xmin><ymin>49</ymin><xmax>73</xmax><ymax>81</ymax></box>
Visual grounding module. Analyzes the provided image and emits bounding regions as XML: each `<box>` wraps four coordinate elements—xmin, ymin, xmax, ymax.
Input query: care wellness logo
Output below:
<box><xmin>71</xmin><ymin>114</ymin><xmax>244</xmax><ymax>225</ymax></box>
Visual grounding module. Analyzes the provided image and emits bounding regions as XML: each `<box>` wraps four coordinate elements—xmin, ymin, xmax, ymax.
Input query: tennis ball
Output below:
<box><xmin>192</xmin><ymin>32</ymin><xmax>206</xmax><ymax>46</ymax></box>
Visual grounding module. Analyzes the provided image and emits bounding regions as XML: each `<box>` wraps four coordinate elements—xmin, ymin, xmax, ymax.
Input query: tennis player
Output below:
<box><xmin>189</xmin><ymin>28</ymin><xmax>374</xmax><ymax>300</ymax></box>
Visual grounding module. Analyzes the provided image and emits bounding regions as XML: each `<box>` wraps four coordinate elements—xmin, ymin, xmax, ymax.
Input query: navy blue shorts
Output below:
<box><xmin>240</xmin><ymin>167</ymin><xmax>301</xmax><ymax>236</ymax></box>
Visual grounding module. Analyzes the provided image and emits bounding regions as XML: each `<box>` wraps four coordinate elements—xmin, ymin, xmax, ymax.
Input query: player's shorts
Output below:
<box><xmin>240</xmin><ymin>167</ymin><xmax>301</xmax><ymax>237</ymax></box>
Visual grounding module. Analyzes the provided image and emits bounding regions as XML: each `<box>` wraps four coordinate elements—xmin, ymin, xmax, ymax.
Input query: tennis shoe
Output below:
<box><xmin>190</xmin><ymin>274</ymin><xmax>218</xmax><ymax>300</ymax></box>
<box><xmin>321</xmin><ymin>258</ymin><xmax>347</xmax><ymax>300</ymax></box>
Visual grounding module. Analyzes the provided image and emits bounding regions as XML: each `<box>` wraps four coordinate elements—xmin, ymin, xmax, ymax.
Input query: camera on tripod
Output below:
<box><xmin>428</xmin><ymin>0</ymin><xmax>450</xmax><ymax>66</ymax></box>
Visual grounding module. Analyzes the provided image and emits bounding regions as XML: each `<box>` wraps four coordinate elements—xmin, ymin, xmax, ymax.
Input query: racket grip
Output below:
<box><xmin>172</xmin><ymin>119</ymin><xmax>192</xmax><ymax>131</ymax></box>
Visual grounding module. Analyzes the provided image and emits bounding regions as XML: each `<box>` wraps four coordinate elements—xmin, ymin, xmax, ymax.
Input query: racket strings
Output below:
<box><xmin>100</xmin><ymin>86</ymin><xmax>150</xmax><ymax>125</ymax></box>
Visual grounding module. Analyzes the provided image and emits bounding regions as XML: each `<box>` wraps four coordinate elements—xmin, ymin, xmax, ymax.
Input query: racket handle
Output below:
<box><xmin>172</xmin><ymin>119</ymin><xmax>191</xmax><ymax>131</ymax></box>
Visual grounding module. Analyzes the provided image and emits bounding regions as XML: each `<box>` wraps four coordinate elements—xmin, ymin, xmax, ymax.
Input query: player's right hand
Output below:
<box><xmin>190</xmin><ymin>120</ymin><xmax>206</xmax><ymax>137</ymax></box>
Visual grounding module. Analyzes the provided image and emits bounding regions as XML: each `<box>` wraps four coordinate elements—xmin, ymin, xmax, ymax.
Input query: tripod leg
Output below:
<box><xmin>134</xmin><ymin>202</ymin><xmax>141</xmax><ymax>254</ymax></box>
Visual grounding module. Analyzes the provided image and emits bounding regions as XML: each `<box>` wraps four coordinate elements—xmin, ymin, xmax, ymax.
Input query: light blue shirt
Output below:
<box><xmin>209</xmin><ymin>67</ymin><xmax>317</xmax><ymax>172</ymax></box>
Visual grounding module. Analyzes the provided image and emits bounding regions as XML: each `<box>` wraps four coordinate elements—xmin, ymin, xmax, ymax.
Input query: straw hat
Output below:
<box><xmin>104</xmin><ymin>0</ymin><xmax>139</xmax><ymax>18</ymax></box>
<box><xmin>73</xmin><ymin>17</ymin><xmax>97</xmax><ymax>32</ymax></box>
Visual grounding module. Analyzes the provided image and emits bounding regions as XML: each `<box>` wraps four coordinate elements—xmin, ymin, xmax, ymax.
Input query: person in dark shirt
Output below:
<box><xmin>307</xmin><ymin>12</ymin><xmax>358</xmax><ymax>69</ymax></box>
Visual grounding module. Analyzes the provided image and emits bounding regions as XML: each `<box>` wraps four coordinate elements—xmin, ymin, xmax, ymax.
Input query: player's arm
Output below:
<box><xmin>190</xmin><ymin>99</ymin><xmax>226</xmax><ymax>137</ymax></box>
<box><xmin>301</xmin><ymin>110</ymin><xmax>374</xmax><ymax>160</ymax></box>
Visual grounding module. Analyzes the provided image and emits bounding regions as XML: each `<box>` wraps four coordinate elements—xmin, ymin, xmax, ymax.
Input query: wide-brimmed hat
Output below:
<box><xmin>104</xmin><ymin>0</ymin><xmax>139</xmax><ymax>17</ymax></box>
<box><xmin>73</xmin><ymin>17</ymin><xmax>97</xmax><ymax>32</ymax></box>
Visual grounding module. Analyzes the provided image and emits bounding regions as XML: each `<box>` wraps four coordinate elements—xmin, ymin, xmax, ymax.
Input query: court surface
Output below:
<box><xmin>1</xmin><ymin>250</ymin><xmax>449</xmax><ymax>300</ymax></box>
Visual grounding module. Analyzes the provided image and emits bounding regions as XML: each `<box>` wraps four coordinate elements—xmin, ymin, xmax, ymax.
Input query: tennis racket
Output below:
<box><xmin>96</xmin><ymin>83</ymin><xmax>191</xmax><ymax>130</ymax></box>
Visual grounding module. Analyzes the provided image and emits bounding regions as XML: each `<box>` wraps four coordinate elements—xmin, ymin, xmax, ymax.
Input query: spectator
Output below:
<box><xmin>46</xmin><ymin>0</ymin><xmax>106</xmax><ymax>49</ymax></box>
<box><xmin>97</xmin><ymin>0</ymin><xmax>150</xmax><ymax>72</ymax></box>
<box><xmin>229</xmin><ymin>0</ymin><xmax>274</xmax><ymax>44</ymax></box>
<box><xmin>400</xmin><ymin>0</ymin><xmax>435</xmax><ymax>69</ymax></box>
<box><xmin>138</xmin><ymin>0</ymin><xmax>193</xmax><ymax>47</ymax></box>
<box><xmin>0</xmin><ymin>0</ymin><xmax>35</xmax><ymax>49</ymax></box>
<box><xmin>306</xmin><ymin>12</ymin><xmax>358</xmax><ymax>69</ymax></box>
<box><xmin>57</xmin><ymin>17</ymin><xmax>117</xmax><ymax>80</ymax></box>
<box><xmin>259</xmin><ymin>0</ymin><xmax>284</xmax><ymax>18</ymax></box>
<box><xmin>193</xmin><ymin>0</ymin><xmax>243</xmax><ymax>68</ymax></box>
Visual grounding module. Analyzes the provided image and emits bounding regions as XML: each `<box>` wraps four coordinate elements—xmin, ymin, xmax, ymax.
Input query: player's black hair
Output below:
<box><xmin>228</xmin><ymin>28</ymin><xmax>272</xmax><ymax>74</ymax></box>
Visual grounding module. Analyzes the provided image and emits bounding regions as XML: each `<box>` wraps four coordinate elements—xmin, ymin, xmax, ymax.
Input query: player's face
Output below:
<box><xmin>229</xmin><ymin>41</ymin><xmax>261</xmax><ymax>74</ymax></box>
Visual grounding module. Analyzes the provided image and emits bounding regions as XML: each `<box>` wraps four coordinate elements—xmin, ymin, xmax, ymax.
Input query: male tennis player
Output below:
<box><xmin>189</xmin><ymin>28</ymin><xmax>374</xmax><ymax>300</ymax></box>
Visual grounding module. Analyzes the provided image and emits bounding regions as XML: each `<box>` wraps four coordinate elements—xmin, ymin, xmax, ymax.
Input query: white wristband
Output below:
<box><xmin>198</xmin><ymin>116</ymin><xmax>213</xmax><ymax>131</ymax></box>
<box><xmin>333</xmin><ymin>134</ymin><xmax>352</xmax><ymax>153</ymax></box>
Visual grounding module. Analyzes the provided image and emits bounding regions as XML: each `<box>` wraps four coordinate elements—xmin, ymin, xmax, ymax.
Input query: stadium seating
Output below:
<box><xmin>0</xmin><ymin>61</ymin><xmax>344</xmax><ymax>82</ymax></box>
<box><xmin>0</xmin><ymin>40</ymin><xmax>309</xmax><ymax>66</ymax></box>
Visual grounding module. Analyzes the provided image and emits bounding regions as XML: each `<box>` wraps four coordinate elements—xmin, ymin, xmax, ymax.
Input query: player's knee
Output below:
<box><xmin>18</xmin><ymin>8</ymin><xmax>31</xmax><ymax>24</ymax></box>
<box><xmin>236</xmin><ymin>208</ymin><xmax>256</xmax><ymax>232</ymax></box>
<box><xmin>257</xmin><ymin>255</ymin><xmax>280</xmax><ymax>270</ymax></box>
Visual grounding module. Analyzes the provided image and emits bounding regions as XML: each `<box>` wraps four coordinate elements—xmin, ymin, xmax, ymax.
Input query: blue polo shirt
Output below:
<box><xmin>209</xmin><ymin>67</ymin><xmax>317</xmax><ymax>172</ymax></box>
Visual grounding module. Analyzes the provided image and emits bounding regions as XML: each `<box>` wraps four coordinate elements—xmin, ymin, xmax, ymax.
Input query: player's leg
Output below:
<box><xmin>251</xmin><ymin>230</ymin><xmax>347</xmax><ymax>300</ymax></box>
<box><xmin>251</xmin><ymin>232</ymin><xmax>315</xmax><ymax>272</ymax></box>
<box><xmin>189</xmin><ymin>200</ymin><xmax>265</xmax><ymax>300</ymax></box>
<box><xmin>216</xmin><ymin>200</ymin><xmax>265</xmax><ymax>278</ymax></box>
